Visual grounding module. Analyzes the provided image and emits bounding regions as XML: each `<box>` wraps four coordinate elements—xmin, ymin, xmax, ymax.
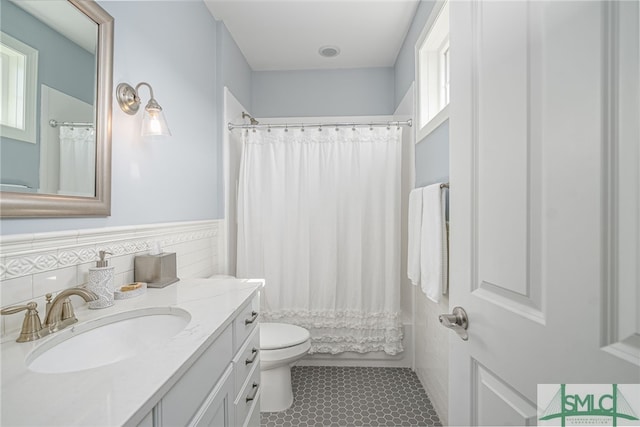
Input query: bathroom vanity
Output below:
<box><xmin>0</xmin><ymin>277</ymin><xmax>262</xmax><ymax>427</ymax></box>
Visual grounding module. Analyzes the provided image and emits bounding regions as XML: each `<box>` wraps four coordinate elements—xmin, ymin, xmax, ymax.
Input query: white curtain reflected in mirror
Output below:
<box><xmin>40</xmin><ymin>85</ymin><xmax>95</xmax><ymax>196</ymax></box>
<box><xmin>58</xmin><ymin>126</ymin><xmax>95</xmax><ymax>196</ymax></box>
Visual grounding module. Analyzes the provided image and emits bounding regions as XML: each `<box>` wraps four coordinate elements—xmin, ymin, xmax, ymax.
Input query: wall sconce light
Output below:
<box><xmin>116</xmin><ymin>82</ymin><xmax>171</xmax><ymax>136</ymax></box>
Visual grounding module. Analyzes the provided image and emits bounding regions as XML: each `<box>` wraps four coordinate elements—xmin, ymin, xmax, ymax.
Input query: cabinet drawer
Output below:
<box><xmin>233</xmin><ymin>294</ymin><xmax>260</xmax><ymax>351</ymax></box>
<box><xmin>233</xmin><ymin>325</ymin><xmax>260</xmax><ymax>395</ymax></box>
<box><xmin>161</xmin><ymin>325</ymin><xmax>233</xmax><ymax>427</ymax></box>
<box><xmin>136</xmin><ymin>410</ymin><xmax>153</xmax><ymax>427</ymax></box>
<box><xmin>189</xmin><ymin>365</ymin><xmax>234</xmax><ymax>427</ymax></box>
<box><xmin>243</xmin><ymin>397</ymin><xmax>261</xmax><ymax>427</ymax></box>
<box><xmin>234</xmin><ymin>363</ymin><xmax>261</xmax><ymax>427</ymax></box>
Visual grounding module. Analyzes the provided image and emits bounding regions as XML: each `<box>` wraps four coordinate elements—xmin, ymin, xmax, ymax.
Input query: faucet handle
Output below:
<box><xmin>1</xmin><ymin>302</ymin><xmax>43</xmax><ymax>342</ymax></box>
<box><xmin>1</xmin><ymin>302</ymin><xmax>35</xmax><ymax>315</ymax></box>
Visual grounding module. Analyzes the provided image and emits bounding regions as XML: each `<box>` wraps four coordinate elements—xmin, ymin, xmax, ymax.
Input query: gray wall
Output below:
<box><xmin>394</xmin><ymin>1</ymin><xmax>436</xmax><ymax>110</ymax></box>
<box><xmin>1</xmin><ymin>1</ymin><xmax>223</xmax><ymax>235</ymax></box>
<box><xmin>392</xmin><ymin>0</ymin><xmax>449</xmax><ymax>188</ymax></box>
<box><xmin>0</xmin><ymin>0</ymin><xmax>94</xmax><ymax>190</ymax></box>
<box><xmin>218</xmin><ymin>23</ymin><xmax>252</xmax><ymax>112</ymax></box>
<box><xmin>216</xmin><ymin>22</ymin><xmax>252</xmax><ymax>216</ymax></box>
<box><xmin>414</xmin><ymin>120</ymin><xmax>449</xmax><ymax>188</ymax></box>
<box><xmin>252</xmin><ymin>67</ymin><xmax>395</xmax><ymax>117</ymax></box>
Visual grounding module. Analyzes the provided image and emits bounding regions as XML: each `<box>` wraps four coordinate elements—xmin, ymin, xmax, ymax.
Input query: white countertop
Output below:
<box><xmin>1</xmin><ymin>277</ymin><xmax>263</xmax><ymax>427</ymax></box>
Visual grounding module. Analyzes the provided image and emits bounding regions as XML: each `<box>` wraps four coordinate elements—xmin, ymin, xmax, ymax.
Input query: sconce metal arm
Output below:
<box><xmin>134</xmin><ymin>82</ymin><xmax>155</xmax><ymax>102</ymax></box>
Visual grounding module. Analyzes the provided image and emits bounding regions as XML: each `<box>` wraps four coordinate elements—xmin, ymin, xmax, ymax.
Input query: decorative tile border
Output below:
<box><xmin>0</xmin><ymin>220</ymin><xmax>221</xmax><ymax>281</ymax></box>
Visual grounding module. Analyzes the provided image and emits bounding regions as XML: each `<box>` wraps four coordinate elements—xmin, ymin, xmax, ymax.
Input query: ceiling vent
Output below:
<box><xmin>318</xmin><ymin>46</ymin><xmax>341</xmax><ymax>58</ymax></box>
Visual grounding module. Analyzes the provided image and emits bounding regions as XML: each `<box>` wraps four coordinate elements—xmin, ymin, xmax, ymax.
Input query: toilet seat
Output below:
<box><xmin>260</xmin><ymin>323</ymin><xmax>310</xmax><ymax>350</ymax></box>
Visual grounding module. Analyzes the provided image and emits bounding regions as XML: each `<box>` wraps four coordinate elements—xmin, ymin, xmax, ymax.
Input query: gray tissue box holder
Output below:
<box><xmin>134</xmin><ymin>252</ymin><xmax>179</xmax><ymax>288</ymax></box>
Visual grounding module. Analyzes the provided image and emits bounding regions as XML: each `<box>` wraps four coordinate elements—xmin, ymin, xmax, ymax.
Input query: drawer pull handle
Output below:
<box><xmin>246</xmin><ymin>382</ymin><xmax>259</xmax><ymax>403</ymax></box>
<box><xmin>244</xmin><ymin>311</ymin><xmax>258</xmax><ymax>325</ymax></box>
<box><xmin>245</xmin><ymin>348</ymin><xmax>258</xmax><ymax>365</ymax></box>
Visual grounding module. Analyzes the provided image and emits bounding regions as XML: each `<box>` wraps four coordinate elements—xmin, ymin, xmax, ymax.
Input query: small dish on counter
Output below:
<box><xmin>114</xmin><ymin>282</ymin><xmax>147</xmax><ymax>300</ymax></box>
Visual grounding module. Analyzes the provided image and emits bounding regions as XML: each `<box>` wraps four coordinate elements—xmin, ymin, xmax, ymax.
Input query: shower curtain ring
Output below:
<box><xmin>301</xmin><ymin>124</ymin><xmax>305</xmax><ymax>132</ymax></box>
<box><xmin>267</xmin><ymin>125</ymin><xmax>271</xmax><ymax>132</ymax></box>
<box><xmin>285</xmin><ymin>124</ymin><xmax>288</xmax><ymax>132</ymax></box>
<box><xmin>318</xmin><ymin>125</ymin><xmax>323</xmax><ymax>132</ymax></box>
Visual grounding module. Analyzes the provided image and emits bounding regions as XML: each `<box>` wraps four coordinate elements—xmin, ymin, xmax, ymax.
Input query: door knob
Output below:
<box><xmin>439</xmin><ymin>306</ymin><xmax>469</xmax><ymax>341</ymax></box>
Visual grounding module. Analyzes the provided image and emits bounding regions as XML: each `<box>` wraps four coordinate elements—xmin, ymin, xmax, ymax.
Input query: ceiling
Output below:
<box><xmin>204</xmin><ymin>0</ymin><xmax>420</xmax><ymax>71</ymax></box>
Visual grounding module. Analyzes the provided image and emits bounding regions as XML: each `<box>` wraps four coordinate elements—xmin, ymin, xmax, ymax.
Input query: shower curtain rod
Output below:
<box><xmin>49</xmin><ymin>119</ymin><xmax>94</xmax><ymax>128</ymax></box>
<box><xmin>228</xmin><ymin>119</ymin><xmax>412</xmax><ymax>131</ymax></box>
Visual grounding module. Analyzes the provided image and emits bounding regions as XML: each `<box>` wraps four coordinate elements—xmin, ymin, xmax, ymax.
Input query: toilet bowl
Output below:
<box><xmin>260</xmin><ymin>322</ymin><xmax>311</xmax><ymax>412</ymax></box>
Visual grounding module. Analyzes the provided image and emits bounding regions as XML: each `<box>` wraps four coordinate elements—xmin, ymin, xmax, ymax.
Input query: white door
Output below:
<box><xmin>448</xmin><ymin>1</ymin><xmax>640</xmax><ymax>425</ymax></box>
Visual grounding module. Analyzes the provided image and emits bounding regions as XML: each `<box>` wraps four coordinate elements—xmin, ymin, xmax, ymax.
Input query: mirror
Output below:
<box><xmin>0</xmin><ymin>0</ymin><xmax>113</xmax><ymax>217</ymax></box>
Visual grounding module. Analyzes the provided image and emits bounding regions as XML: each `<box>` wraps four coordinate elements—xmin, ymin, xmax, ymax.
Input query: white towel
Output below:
<box><xmin>407</xmin><ymin>188</ymin><xmax>423</xmax><ymax>286</ymax></box>
<box><xmin>420</xmin><ymin>183</ymin><xmax>448</xmax><ymax>303</ymax></box>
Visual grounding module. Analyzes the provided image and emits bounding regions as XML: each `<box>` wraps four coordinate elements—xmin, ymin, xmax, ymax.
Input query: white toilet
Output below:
<box><xmin>259</xmin><ymin>322</ymin><xmax>311</xmax><ymax>412</ymax></box>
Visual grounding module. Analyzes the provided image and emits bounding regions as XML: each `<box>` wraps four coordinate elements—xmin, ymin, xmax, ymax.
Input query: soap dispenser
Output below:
<box><xmin>87</xmin><ymin>250</ymin><xmax>115</xmax><ymax>309</ymax></box>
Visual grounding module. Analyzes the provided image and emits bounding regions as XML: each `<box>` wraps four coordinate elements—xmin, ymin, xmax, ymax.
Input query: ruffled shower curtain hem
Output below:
<box><xmin>261</xmin><ymin>310</ymin><xmax>404</xmax><ymax>355</ymax></box>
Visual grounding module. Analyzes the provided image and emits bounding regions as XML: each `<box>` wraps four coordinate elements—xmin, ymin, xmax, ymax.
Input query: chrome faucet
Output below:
<box><xmin>43</xmin><ymin>288</ymin><xmax>99</xmax><ymax>334</ymax></box>
<box><xmin>0</xmin><ymin>287</ymin><xmax>98</xmax><ymax>342</ymax></box>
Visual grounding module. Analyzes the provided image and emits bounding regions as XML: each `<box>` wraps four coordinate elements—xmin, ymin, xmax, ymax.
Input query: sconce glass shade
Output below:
<box><xmin>141</xmin><ymin>99</ymin><xmax>171</xmax><ymax>136</ymax></box>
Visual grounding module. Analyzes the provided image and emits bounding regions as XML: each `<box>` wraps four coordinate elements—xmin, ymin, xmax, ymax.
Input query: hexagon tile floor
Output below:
<box><xmin>260</xmin><ymin>366</ymin><xmax>442</xmax><ymax>427</ymax></box>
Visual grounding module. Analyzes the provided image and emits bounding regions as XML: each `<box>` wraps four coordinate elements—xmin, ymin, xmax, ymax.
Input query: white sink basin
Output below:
<box><xmin>26</xmin><ymin>307</ymin><xmax>191</xmax><ymax>373</ymax></box>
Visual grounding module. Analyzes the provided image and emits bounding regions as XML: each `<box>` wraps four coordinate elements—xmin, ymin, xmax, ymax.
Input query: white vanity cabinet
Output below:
<box><xmin>1</xmin><ymin>278</ymin><xmax>264</xmax><ymax>427</ymax></box>
<box><xmin>142</xmin><ymin>293</ymin><xmax>261</xmax><ymax>427</ymax></box>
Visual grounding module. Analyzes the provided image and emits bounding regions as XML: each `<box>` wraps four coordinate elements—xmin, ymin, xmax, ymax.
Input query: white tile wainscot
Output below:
<box><xmin>0</xmin><ymin>220</ymin><xmax>223</xmax><ymax>338</ymax></box>
<box><xmin>1</xmin><ymin>277</ymin><xmax>263</xmax><ymax>427</ymax></box>
<box><xmin>414</xmin><ymin>289</ymin><xmax>449</xmax><ymax>426</ymax></box>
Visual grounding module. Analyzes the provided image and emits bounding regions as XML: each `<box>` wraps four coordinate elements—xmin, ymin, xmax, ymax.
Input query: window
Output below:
<box><xmin>416</xmin><ymin>0</ymin><xmax>450</xmax><ymax>140</ymax></box>
<box><xmin>1</xmin><ymin>32</ymin><xmax>38</xmax><ymax>143</ymax></box>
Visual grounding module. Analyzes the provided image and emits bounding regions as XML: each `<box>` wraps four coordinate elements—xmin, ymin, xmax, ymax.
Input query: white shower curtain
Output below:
<box><xmin>237</xmin><ymin>126</ymin><xmax>403</xmax><ymax>355</ymax></box>
<box><xmin>58</xmin><ymin>126</ymin><xmax>96</xmax><ymax>196</ymax></box>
